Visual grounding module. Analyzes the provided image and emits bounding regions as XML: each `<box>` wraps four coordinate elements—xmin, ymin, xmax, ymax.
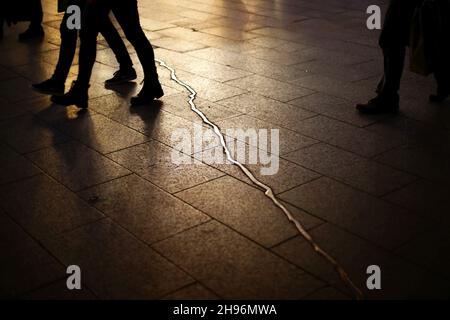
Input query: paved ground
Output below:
<box><xmin>1</xmin><ymin>0</ymin><xmax>450</xmax><ymax>300</ymax></box>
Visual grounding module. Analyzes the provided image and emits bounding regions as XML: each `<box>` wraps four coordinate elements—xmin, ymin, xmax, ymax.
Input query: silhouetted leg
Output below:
<box><xmin>54</xmin><ymin>0</ymin><xmax>160</xmax><ymax>107</ymax></box>
<box><xmin>434</xmin><ymin>58</ymin><xmax>450</xmax><ymax>91</ymax></box>
<box><xmin>100</xmin><ymin>16</ymin><xmax>133</xmax><ymax>70</ymax></box>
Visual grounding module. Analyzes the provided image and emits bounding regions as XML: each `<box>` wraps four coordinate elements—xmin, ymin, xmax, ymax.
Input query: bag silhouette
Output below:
<box><xmin>410</xmin><ymin>0</ymin><xmax>450</xmax><ymax>76</ymax></box>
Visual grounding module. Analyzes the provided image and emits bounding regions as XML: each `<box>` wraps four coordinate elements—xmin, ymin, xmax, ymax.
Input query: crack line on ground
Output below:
<box><xmin>155</xmin><ymin>58</ymin><xmax>363</xmax><ymax>299</ymax></box>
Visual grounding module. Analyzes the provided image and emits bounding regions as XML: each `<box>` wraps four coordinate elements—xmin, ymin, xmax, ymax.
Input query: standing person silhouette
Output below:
<box><xmin>52</xmin><ymin>0</ymin><xmax>164</xmax><ymax>108</ymax></box>
<box><xmin>32</xmin><ymin>0</ymin><xmax>136</xmax><ymax>99</ymax></box>
<box><xmin>357</xmin><ymin>0</ymin><xmax>449</xmax><ymax>114</ymax></box>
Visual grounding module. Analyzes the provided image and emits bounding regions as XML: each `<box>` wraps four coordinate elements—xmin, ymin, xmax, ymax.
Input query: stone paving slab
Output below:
<box><xmin>153</xmin><ymin>220</ymin><xmax>324</xmax><ymax>299</ymax></box>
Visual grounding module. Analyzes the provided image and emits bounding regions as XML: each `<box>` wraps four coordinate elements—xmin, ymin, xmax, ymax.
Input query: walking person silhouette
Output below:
<box><xmin>357</xmin><ymin>0</ymin><xmax>450</xmax><ymax>114</ymax></box>
<box><xmin>32</xmin><ymin>0</ymin><xmax>136</xmax><ymax>99</ymax></box>
<box><xmin>52</xmin><ymin>0</ymin><xmax>164</xmax><ymax>109</ymax></box>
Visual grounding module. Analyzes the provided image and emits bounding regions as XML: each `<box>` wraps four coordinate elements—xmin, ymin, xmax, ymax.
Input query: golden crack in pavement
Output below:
<box><xmin>155</xmin><ymin>58</ymin><xmax>363</xmax><ymax>299</ymax></box>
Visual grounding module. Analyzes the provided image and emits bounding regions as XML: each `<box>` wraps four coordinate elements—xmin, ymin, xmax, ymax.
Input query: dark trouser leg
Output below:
<box><xmin>29</xmin><ymin>0</ymin><xmax>43</xmax><ymax>28</ymax></box>
<box><xmin>99</xmin><ymin>17</ymin><xmax>133</xmax><ymax>70</ymax></box>
<box><xmin>376</xmin><ymin>46</ymin><xmax>406</xmax><ymax>101</ymax></box>
<box><xmin>357</xmin><ymin>0</ymin><xmax>416</xmax><ymax>114</ymax></box>
<box><xmin>111</xmin><ymin>0</ymin><xmax>158</xmax><ymax>80</ymax></box>
<box><xmin>375</xmin><ymin>0</ymin><xmax>418</xmax><ymax>101</ymax></box>
<box><xmin>52</xmin><ymin>12</ymin><xmax>78</xmax><ymax>83</ymax></box>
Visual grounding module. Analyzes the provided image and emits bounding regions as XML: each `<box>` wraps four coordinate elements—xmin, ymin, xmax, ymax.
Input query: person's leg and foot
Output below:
<box><xmin>19</xmin><ymin>0</ymin><xmax>44</xmax><ymax>40</ymax></box>
<box><xmin>429</xmin><ymin>0</ymin><xmax>450</xmax><ymax>102</ymax></box>
<box><xmin>51</xmin><ymin>0</ymin><xmax>107</xmax><ymax>109</ymax></box>
<box><xmin>111</xmin><ymin>0</ymin><xmax>163</xmax><ymax>105</ymax></box>
<box><xmin>101</xmin><ymin>16</ymin><xmax>137</xmax><ymax>86</ymax></box>
<box><xmin>357</xmin><ymin>46</ymin><xmax>405</xmax><ymax>114</ymax></box>
<box><xmin>356</xmin><ymin>0</ymin><xmax>419</xmax><ymax>114</ymax></box>
<box><xmin>32</xmin><ymin>9</ymin><xmax>78</xmax><ymax>95</ymax></box>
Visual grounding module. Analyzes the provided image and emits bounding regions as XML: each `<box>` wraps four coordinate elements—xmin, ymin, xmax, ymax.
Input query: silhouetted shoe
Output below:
<box><xmin>51</xmin><ymin>81</ymin><xmax>89</xmax><ymax>109</ymax></box>
<box><xmin>429</xmin><ymin>87</ymin><xmax>449</xmax><ymax>103</ymax></box>
<box><xmin>32</xmin><ymin>78</ymin><xmax>65</xmax><ymax>95</ymax></box>
<box><xmin>105</xmin><ymin>67</ymin><xmax>137</xmax><ymax>86</ymax></box>
<box><xmin>356</xmin><ymin>96</ymin><xmax>399</xmax><ymax>115</ymax></box>
<box><xmin>18</xmin><ymin>25</ymin><xmax>44</xmax><ymax>41</ymax></box>
<box><xmin>130</xmin><ymin>79</ymin><xmax>164</xmax><ymax>106</ymax></box>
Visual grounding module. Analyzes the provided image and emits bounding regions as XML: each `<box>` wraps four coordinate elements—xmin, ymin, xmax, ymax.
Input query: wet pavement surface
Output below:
<box><xmin>1</xmin><ymin>0</ymin><xmax>450</xmax><ymax>299</ymax></box>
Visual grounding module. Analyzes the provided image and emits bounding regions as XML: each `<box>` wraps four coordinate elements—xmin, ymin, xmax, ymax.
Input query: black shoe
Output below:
<box><xmin>18</xmin><ymin>25</ymin><xmax>44</xmax><ymax>41</ymax></box>
<box><xmin>356</xmin><ymin>96</ymin><xmax>399</xmax><ymax>115</ymax></box>
<box><xmin>32</xmin><ymin>78</ymin><xmax>65</xmax><ymax>95</ymax></box>
<box><xmin>51</xmin><ymin>81</ymin><xmax>89</xmax><ymax>109</ymax></box>
<box><xmin>105</xmin><ymin>67</ymin><xmax>137</xmax><ymax>86</ymax></box>
<box><xmin>429</xmin><ymin>87</ymin><xmax>449</xmax><ymax>103</ymax></box>
<box><xmin>130</xmin><ymin>79</ymin><xmax>164</xmax><ymax>106</ymax></box>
